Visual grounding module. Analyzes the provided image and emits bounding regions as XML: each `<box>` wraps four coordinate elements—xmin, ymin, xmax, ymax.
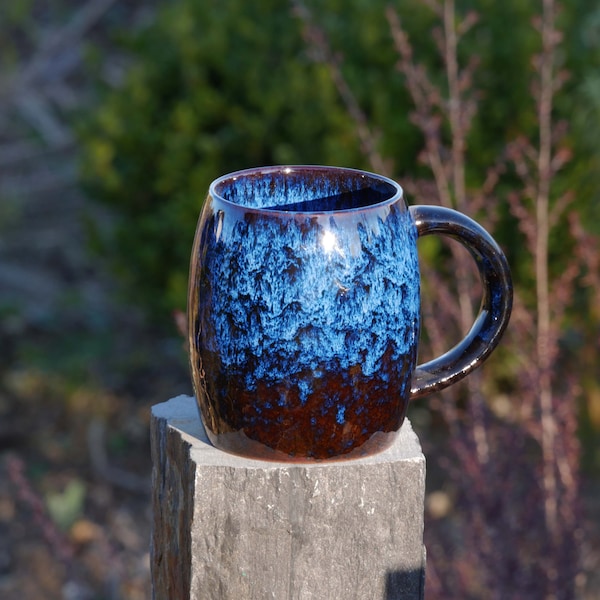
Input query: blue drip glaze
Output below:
<box><xmin>191</xmin><ymin>166</ymin><xmax>423</xmax><ymax>459</ymax></box>
<box><xmin>188</xmin><ymin>166</ymin><xmax>513</xmax><ymax>460</ymax></box>
<box><xmin>200</xmin><ymin>200</ymin><xmax>419</xmax><ymax>394</ymax></box>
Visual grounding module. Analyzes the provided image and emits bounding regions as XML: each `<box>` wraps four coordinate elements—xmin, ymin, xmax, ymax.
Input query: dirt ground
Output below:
<box><xmin>0</xmin><ymin>157</ymin><xmax>190</xmax><ymax>598</ymax></box>
<box><xmin>0</xmin><ymin>143</ymin><xmax>188</xmax><ymax>598</ymax></box>
<box><xmin>0</xmin><ymin>2</ymin><xmax>186</xmax><ymax>598</ymax></box>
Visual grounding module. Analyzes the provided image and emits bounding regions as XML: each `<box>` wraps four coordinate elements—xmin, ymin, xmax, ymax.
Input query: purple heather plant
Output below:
<box><xmin>294</xmin><ymin>0</ymin><xmax>598</xmax><ymax>596</ymax></box>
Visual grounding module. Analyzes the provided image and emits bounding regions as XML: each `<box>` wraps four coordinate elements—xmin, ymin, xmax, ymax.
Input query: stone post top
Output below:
<box><xmin>152</xmin><ymin>394</ymin><xmax>424</xmax><ymax>469</ymax></box>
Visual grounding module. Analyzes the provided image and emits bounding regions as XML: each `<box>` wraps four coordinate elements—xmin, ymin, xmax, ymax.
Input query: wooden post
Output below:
<box><xmin>151</xmin><ymin>395</ymin><xmax>426</xmax><ymax>600</ymax></box>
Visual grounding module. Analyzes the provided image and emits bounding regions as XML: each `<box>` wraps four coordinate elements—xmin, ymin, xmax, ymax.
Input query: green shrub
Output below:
<box><xmin>79</xmin><ymin>0</ymin><xmax>378</xmax><ymax>324</ymax></box>
<box><xmin>79</xmin><ymin>0</ymin><xmax>600</xmax><ymax>326</ymax></box>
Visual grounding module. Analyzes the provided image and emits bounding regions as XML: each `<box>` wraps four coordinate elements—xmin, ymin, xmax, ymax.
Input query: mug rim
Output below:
<box><xmin>209</xmin><ymin>165</ymin><xmax>404</xmax><ymax>216</ymax></box>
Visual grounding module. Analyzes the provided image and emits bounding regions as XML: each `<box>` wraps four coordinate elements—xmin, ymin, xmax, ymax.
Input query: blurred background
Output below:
<box><xmin>0</xmin><ymin>0</ymin><xmax>598</xmax><ymax>598</ymax></box>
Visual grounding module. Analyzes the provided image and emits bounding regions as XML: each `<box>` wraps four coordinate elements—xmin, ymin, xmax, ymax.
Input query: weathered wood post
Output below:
<box><xmin>150</xmin><ymin>395</ymin><xmax>426</xmax><ymax>599</ymax></box>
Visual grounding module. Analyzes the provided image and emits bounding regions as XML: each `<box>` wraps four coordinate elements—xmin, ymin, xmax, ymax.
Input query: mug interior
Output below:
<box><xmin>212</xmin><ymin>166</ymin><xmax>400</xmax><ymax>213</ymax></box>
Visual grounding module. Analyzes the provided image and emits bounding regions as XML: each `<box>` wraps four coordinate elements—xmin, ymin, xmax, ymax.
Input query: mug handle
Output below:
<box><xmin>408</xmin><ymin>205</ymin><xmax>513</xmax><ymax>400</ymax></box>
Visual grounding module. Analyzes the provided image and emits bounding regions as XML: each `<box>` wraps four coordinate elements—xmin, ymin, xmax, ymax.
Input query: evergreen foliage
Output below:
<box><xmin>79</xmin><ymin>0</ymin><xmax>600</xmax><ymax>324</ymax></box>
<box><xmin>80</xmin><ymin>0</ymin><xmax>366</xmax><ymax>320</ymax></box>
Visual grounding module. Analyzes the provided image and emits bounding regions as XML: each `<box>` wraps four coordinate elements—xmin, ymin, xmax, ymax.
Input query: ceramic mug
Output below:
<box><xmin>187</xmin><ymin>166</ymin><xmax>512</xmax><ymax>461</ymax></box>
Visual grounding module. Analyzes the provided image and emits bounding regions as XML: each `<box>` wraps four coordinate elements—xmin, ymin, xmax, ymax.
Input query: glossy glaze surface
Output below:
<box><xmin>189</xmin><ymin>167</ymin><xmax>419</xmax><ymax>460</ymax></box>
<box><xmin>188</xmin><ymin>166</ymin><xmax>512</xmax><ymax>461</ymax></box>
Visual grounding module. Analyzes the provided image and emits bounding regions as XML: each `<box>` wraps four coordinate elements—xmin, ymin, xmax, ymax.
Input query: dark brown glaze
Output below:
<box><xmin>194</xmin><ymin>346</ymin><xmax>414</xmax><ymax>461</ymax></box>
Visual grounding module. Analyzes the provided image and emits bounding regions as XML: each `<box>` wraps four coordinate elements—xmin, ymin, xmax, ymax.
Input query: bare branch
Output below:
<box><xmin>292</xmin><ymin>0</ymin><xmax>390</xmax><ymax>175</ymax></box>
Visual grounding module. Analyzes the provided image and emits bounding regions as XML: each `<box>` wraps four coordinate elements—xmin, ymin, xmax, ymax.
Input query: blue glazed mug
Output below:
<box><xmin>187</xmin><ymin>166</ymin><xmax>512</xmax><ymax>461</ymax></box>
